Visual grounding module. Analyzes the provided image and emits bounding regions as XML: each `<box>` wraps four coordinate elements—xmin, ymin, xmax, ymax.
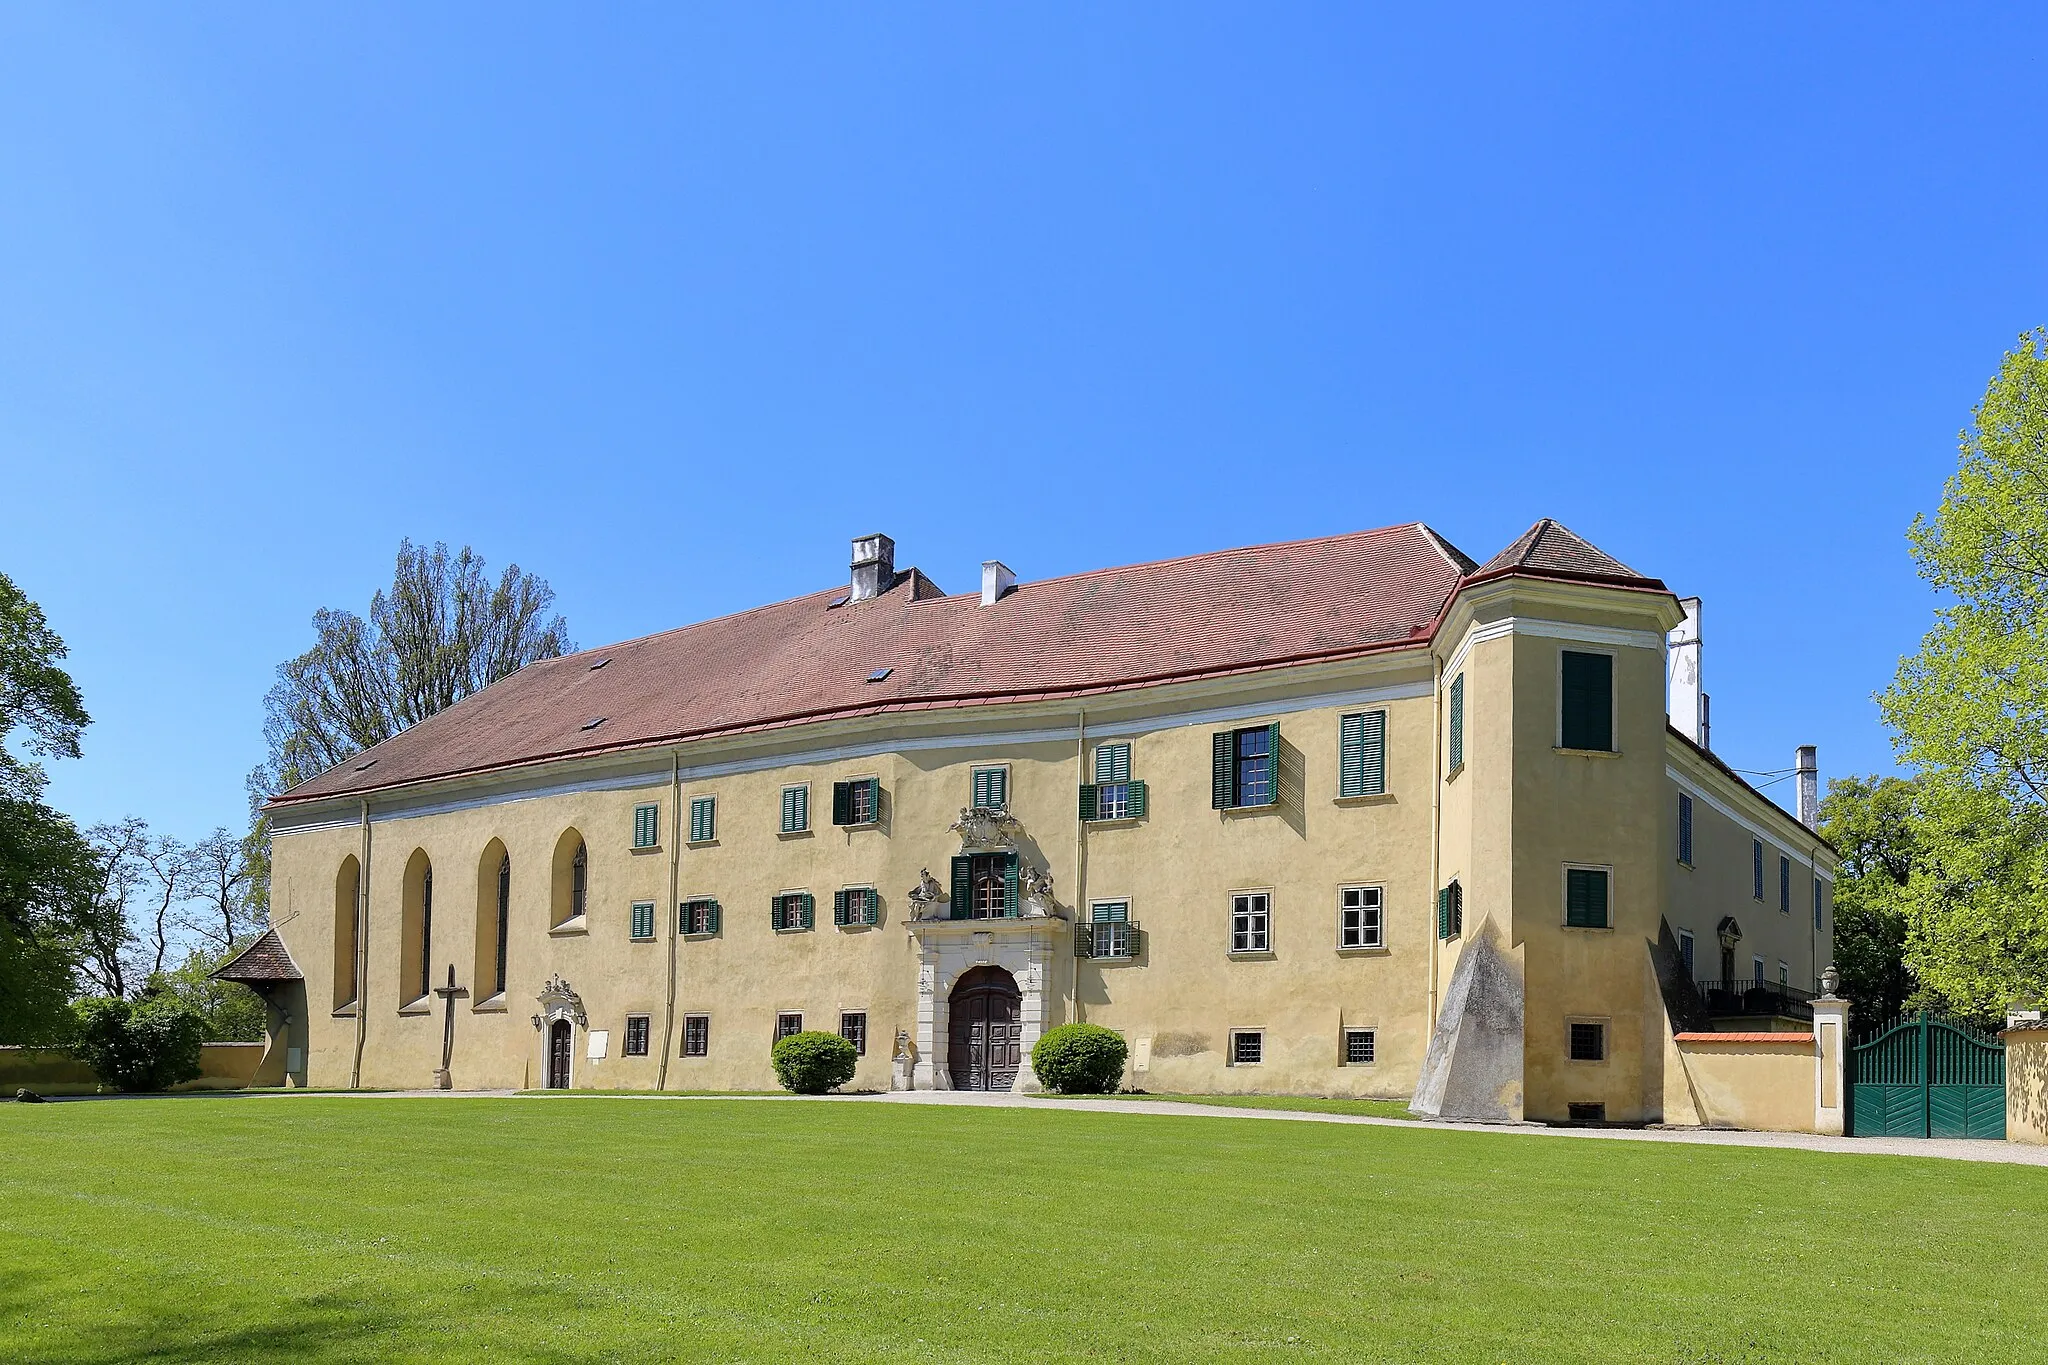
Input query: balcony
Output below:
<box><xmin>1693</xmin><ymin>977</ymin><xmax>1816</xmax><ymax>1024</ymax></box>
<box><xmin>1074</xmin><ymin>920</ymin><xmax>1142</xmax><ymax>961</ymax></box>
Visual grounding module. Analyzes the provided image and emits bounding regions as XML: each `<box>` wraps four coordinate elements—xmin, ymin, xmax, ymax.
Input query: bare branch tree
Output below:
<box><xmin>79</xmin><ymin>818</ymin><xmax>150</xmax><ymax>998</ymax></box>
<box><xmin>134</xmin><ymin>834</ymin><xmax>197</xmax><ymax>982</ymax></box>
<box><xmin>178</xmin><ymin>828</ymin><xmax>258</xmax><ymax>956</ymax></box>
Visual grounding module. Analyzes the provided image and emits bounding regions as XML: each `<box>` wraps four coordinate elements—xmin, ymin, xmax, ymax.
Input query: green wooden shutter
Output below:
<box><xmin>631</xmin><ymin>902</ymin><xmax>653</xmax><ymax>939</ymax></box>
<box><xmin>770</xmin><ymin>895</ymin><xmax>782</xmax><ymax>930</ymax></box>
<box><xmin>706</xmin><ymin>900</ymin><xmax>721</xmax><ymax>935</ymax></box>
<box><xmin>831</xmin><ymin>781</ymin><xmax>851</xmax><ymax>826</ymax></box>
<box><xmin>973</xmin><ymin>768</ymin><xmax>1006</xmax><ymax>809</ymax></box>
<box><xmin>1003</xmin><ymin>853</ymin><xmax>1019</xmax><ymax>918</ymax></box>
<box><xmin>1566</xmin><ymin>869</ymin><xmax>1608</xmax><ymax>928</ymax></box>
<box><xmin>801</xmin><ymin>893</ymin><xmax>814</xmax><ymax>930</ymax></box>
<box><xmin>863</xmin><ymin>889</ymin><xmax>879</xmax><ymax>926</ymax></box>
<box><xmin>950</xmin><ymin>856</ymin><xmax>971</xmax><ymax>920</ymax></box>
<box><xmin>1078</xmin><ymin>784</ymin><xmax>1098</xmax><ymax>821</ymax></box>
<box><xmin>1560</xmin><ymin>651</ymin><xmax>1613</xmax><ymax>751</ymax></box>
<box><xmin>1340</xmin><ymin>713</ymin><xmax>1366</xmax><ymax>797</ymax></box>
<box><xmin>782</xmin><ymin>786</ymin><xmax>807</xmax><ymax>833</ymax></box>
<box><xmin>690</xmin><ymin>796</ymin><xmax>715</xmax><ymax>843</ymax></box>
<box><xmin>1211</xmin><ymin>731</ymin><xmax>1234</xmax><ymax>808</ymax></box>
<box><xmin>1095</xmin><ymin>743</ymin><xmax>1130</xmax><ymax>784</ymax></box>
<box><xmin>1437</xmin><ymin>887</ymin><xmax>1450</xmax><ymax>940</ymax></box>
<box><xmin>633</xmin><ymin>803</ymin><xmax>658</xmax><ymax>848</ymax></box>
<box><xmin>1360</xmin><ymin>710</ymin><xmax>1385</xmax><ymax>795</ymax></box>
<box><xmin>833</xmin><ymin>889</ymin><xmax>849</xmax><ymax>926</ymax></box>
<box><xmin>862</xmin><ymin>778</ymin><xmax>880</xmax><ymax>822</ymax></box>
<box><xmin>1264</xmin><ymin>722</ymin><xmax>1280</xmax><ymax>800</ymax></box>
<box><xmin>1127</xmin><ymin>780</ymin><xmax>1147</xmax><ymax>819</ymax></box>
<box><xmin>1448</xmin><ymin>674</ymin><xmax>1465</xmax><ymax>771</ymax></box>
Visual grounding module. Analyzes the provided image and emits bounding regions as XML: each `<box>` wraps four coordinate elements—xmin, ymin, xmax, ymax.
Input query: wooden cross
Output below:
<box><xmin>432</xmin><ymin>963</ymin><xmax>468</xmax><ymax>1090</ymax></box>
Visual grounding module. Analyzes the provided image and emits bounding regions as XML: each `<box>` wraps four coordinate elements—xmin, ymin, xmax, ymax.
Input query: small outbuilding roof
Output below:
<box><xmin>209</xmin><ymin>928</ymin><xmax>304</xmax><ymax>984</ymax></box>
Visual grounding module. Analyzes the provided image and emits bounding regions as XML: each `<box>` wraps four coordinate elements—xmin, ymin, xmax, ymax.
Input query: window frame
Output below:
<box><xmin>1677</xmin><ymin>792</ymin><xmax>1694</xmax><ymax>867</ymax></box>
<box><xmin>679</xmin><ymin>897</ymin><xmax>721</xmax><ymax>938</ymax></box>
<box><xmin>780</xmin><ymin>784</ymin><xmax>810</xmax><ymax>835</ymax></box>
<box><xmin>688</xmin><ymin>795</ymin><xmax>717</xmax><ymax>846</ymax></box>
<box><xmin>1086</xmin><ymin>898</ymin><xmax>1136</xmax><ymax>960</ymax></box>
<box><xmin>1563</xmin><ymin>864</ymin><xmax>1613</xmax><ymax>930</ymax></box>
<box><xmin>832</xmin><ymin>776</ymin><xmax>881</xmax><ymax>828</ymax></box>
<box><xmin>970</xmin><ymin>764</ymin><xmax>1010</xmax><ymax>812</ymax></box>
<box><xmin>1338</xmin><ymin>709</ymin><xmax>1388</xmax><ymax>799</ymax></box>
<box><xmin>681</xmin><ymin>1014</ymin><xmax>709</xmax><ymax>1057</ymax></box>
<box><xmin>1779</xmin><ymin>855</ymin><xmax>1792</xmax><ymax>914</ymax></box>
<box><xmin>1229</xmin><ymin>890</ymin><xmax>1273</xmax><ymax>956</ymax></box>
<box><xmin>1212</xmin><ymin>723</ymin><xmax>1281</xmax><ymax>810</ymax></box>
<box><xmin>629</xmin><ymin>900</ymin><xmax>656</xmax><ymax>942</ymax></box>
<box><xmin>1753</xmin><ymin>838</ymin><xmax>1766</xmax><ymax>901</ymax></box>
<box><xmin>775</xmin><ymin>1011</ymin><xmax>804</xmax><ymax>1041</ymax></box>
<box><xmin>771</xmin><ymin>891</ymin><xmax>814</xmax><ymax>933</ymax></box>
<box><xmin>833</xmin><ymin>885</ymin><xmax>880</xmax><ymax>929</ymax></box>
<box><xmin>1567</xmin><ymin>1018</ymin><xmax>1609</xmax><ymax>1064</ymax></box>
<box><xmin>1343</xmin><ymin>1028</ymin><xmax>1377</xmax><ymax>1066</ymax></box>
<box><xmin>1337</xmin><ymin>884</ymin><xmax>1385</xmax><ymax>951</ymax></box>
<box><xmin>623</xmin><ymin>1013</ymin><xmax>651</xmax><ymax>1057</ymax></box>
<box><xmin>1229</xmin><ymin>1030</ymin><xmax>1264</xmax><ymax>1065</ymax></box>
<box><xmin>840</xmin><ymin>1011</ymin><xmax>867</xmax><ymax>1057</ymax></box>
<box><xmin>1557</xmin><ymin>647</ymin><xmax>1617</xmax><ymax>753</ymax></box>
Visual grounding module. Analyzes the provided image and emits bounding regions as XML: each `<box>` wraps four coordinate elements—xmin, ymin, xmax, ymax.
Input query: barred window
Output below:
<box><xmin>1344</xmin><ymin>1029</ymin><xmax>1376</xmax><ymax>1065</ymax></box>
<box><xmin>1231</xmin><ymin>1031</ymin><xmax>1263</xmax><ymax>1065</ymax></box>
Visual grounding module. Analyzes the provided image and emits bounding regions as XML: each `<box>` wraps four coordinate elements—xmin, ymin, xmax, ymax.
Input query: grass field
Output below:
<box><xmin>1033</xmin><ymin>1091</ymin><xmax>1417</xmax><ymax>1121</ymax></box>
<box><xmin>2</xmin><ymin>1097</ymin><xmax>2043</xmax><ymax>1363</ymax></box>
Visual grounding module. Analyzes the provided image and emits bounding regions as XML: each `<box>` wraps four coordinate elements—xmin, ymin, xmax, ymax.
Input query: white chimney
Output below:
<box><xmin>1667</xmin><ymin>597</ymin><xmax>1707</xmax><ymax>747</ymax></box>
<box><xmin>850</xmin><ymin>534</ymin><xmax>896</xmax><ymax>602</ymax></box>
<box><xmin>980</xmin><ymin>560</ymin><xmax>1016</xmax><ymax>606</ymax></box>
<box><xmin>1796</xmin><ymin>745</ymin><xmax>1818</xmax><ymax>829</ymax></box>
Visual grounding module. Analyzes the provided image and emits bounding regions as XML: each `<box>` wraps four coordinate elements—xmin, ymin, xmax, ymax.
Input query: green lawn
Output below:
<box><xmin>2</xmin><ymin>1098</ymin><xmax>2042</xmax><ymax>1363</ymax></box>
<box><xmin>1035</xmin><ymin>1091</ymin><xmax>1417</xmax><ymax>1121</ymax></box>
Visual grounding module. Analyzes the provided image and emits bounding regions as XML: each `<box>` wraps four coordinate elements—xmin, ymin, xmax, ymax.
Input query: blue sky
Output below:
<box><xmin>3</xmin><ymin>4</ymin><xmax>2042</xmax><ymax>843</ymax></box>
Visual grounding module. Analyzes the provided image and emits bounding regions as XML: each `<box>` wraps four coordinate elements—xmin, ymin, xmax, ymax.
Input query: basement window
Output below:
<box><xmin>1567</xmin><ymin>1102</ymin><xmax>1606</xmax><ymax>1126</ymax></box>
<box><xmin>1230</xmin><ymin>1031</ymin><xmax>1264</xmax><ymax>1065</ymax></box>
<box><xmin>1344</xmin><ymin>1029</ymin><xmax>1376</xmax><ymax>1065</ymax></box>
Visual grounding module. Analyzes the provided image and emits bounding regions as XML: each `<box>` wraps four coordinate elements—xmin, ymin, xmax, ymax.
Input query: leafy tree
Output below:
<box><xmin>70</xmin><ymin>994</ymin><xmax>206</xmax><ymax>1092</ymax></box>
<box><xmin>244</xmin><ymin>541</ymin><xmax>573</xmax><ymax>912</ymax></box>
<box><xmin>1816</xmin><ymin>775</ymin><xmax>1918</xmax><ymax>1023</ymax></box>
<box><xmin>1881</xmin><ymin>330</ymin><xmax>2048</xmax><ymax>1019</ymax></box>
<box><xmin>0</xmin><ymin>571</ymin><xmax>100</xmax><ymax>1043</ymax></box>
<box><xmin>152</xmin><ymin>945</ymin><xmax>267</xmax><ymax>1043</ymax></box>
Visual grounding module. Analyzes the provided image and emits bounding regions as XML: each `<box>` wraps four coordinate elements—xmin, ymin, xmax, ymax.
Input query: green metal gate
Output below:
<box><xmin>1848</xmin><ymin>1012</ymin><xmax>2005</xmax><ymax>1140</ymax></box>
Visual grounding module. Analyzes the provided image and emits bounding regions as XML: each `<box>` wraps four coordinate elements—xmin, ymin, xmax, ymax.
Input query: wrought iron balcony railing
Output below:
<box><xmin>1075</xmin><ymin>920</ymin><xmax>1142</xmax><ymax>960</ymax></box>
<box><xmin>1693</xmin><ymin>977</ymin><xmax>1816</xmax><ymax>1022</ymax></box>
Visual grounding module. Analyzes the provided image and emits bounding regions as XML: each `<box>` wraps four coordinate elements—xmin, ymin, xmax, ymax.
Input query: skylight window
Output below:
<box><xmin>353</xmin><ymin>758</ymin><xmax>378</xmax><ymax>771</ymax></box>
<box><xmin>588</xmin><ymin>657</ymin><xmax>611</xmax><ymax>670</ymax></box>
<box><xmin>866</xmin><ymin>668</ymin><xmax>892</xmax><ymax>683</ymax></box>
<box><xmin>581</xmin><ymin>717</ymin><xmax>607</xmax><ymax>731</ymax></box>
<box><xmin>827</xmin><ymin>595</ymin><xmax>851</xmax><ymax>610</ymax></box>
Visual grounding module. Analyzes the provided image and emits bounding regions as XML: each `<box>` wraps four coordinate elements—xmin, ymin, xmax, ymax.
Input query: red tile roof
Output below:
<box><xmin>1674</xmin><ymin>1032</ymin><xmax>1815</xmax><ymax>1045</ymax></box>
<box><xmin>269</xmin><ymin>518</ymin><xmax>1650</xmax><ymax>807</ymax></box>
<box><xmin>210</xmin><ymin>928</ymin><xmax>303</xmax><ymax>983</ymax></box>
<box><xmin>1474</xmin><ymin>518</ymin><xmax>1644</xmax><ymax>582</ymax></box>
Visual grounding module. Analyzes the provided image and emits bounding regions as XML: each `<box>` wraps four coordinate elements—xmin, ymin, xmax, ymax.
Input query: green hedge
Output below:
<box><xmin>771</xmin><ymin>1031</ymin><xmax>858</xmax><ymax>1095</ymax></box>
<box><xmin>1030</xmin><ymin>1023</ymin><xmax>1127</xmax><ymax>1094</ymax></box>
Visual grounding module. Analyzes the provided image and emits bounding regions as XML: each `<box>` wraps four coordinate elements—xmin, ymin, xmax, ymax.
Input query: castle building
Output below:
<box><xmin>246</xmin><ymin>520</ymin><xmax>1835</xmax><ymax>1123</ymax></box>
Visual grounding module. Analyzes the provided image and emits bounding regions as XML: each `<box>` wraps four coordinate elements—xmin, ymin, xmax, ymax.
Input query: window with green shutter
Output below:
<box><xmin>1447</xmin><ymin>674</ymin><xmax>1465</xmax><ymax>772</ymax></box>
<box><xmin>780</xmin><ymin>784</ymin><xmax>809</xmax><ymax>834</ymax></box>
<box><xmin>689</xmin><ymin>796</ymin><xmax>716</xmax><ymax>844</ymax></box>
<box><xmin>832</xmin><ymin>778</ymin><xmax>879</xmax><ymax>826</ymax></box>
<box><xmin>629</xmin><ymin>901</ymin><xmax>655</xmax><ymax>941</ymax></box>
<box><xmin>680</xmin><ymin>898</ymin><xmax>720</xmax><ymax>936</ymax></box>
<box><xmin>1436</xmin><ymin>881</ymin><xmax>1463</xmax><ymax>940</ymax></box>
<box><xmin>1677</xmin><ymin>792</ymin><xmax>1694</xmax><ymax>865</ymax></box>
<box><xmin>1752</xmin><ymin>838</ymin><xmax>1765</xmax><ymax>900</ymax></box>
<box><xmin>832</xmin><ymin>886</ymin><xmax>880</xmax><ymax>927</ymax></box>
<box><xmin>971</xmin><ymin>766</ymin><xmax>1008</xmax><ymax>811</ymax></box>
<box><xmin>1559</xmin><ymin>651</ymin><xmax>1614</xmax><ymax>751</ymax></box>
<box><xmin>953</xmin><ymin>852</ymin><xmax>1016</xmax><ymax>918</ymax></box>
<box><xmin>1211</xmin><ymin>723</ymin><xmax>1279</xmax><ymax>809</ymax></box>
<box><xmin>1779</xmin><ymin>856</ymin><xmax>1791</xmax><ymax>914</ymax></box>
<box><xmin>1339</xmin><ymin>710</ymin><xmax>1386</xmax><ymax>798</ymax></box>
<box><xmin>771</xmin><ymin>892</ymin><xmax>813</xmax><ymax>932</ymax></box>
<box><xmin>632</xmin><ymin>802</ymin><xmax>660</xmax><ymax>849</ymax></box>
<box><xmin>1564</xmin><ymin>867</ymin><xmax>1609</xmax><ymax>928</ymax></box>
<box><xmin>1082</xmin><ymin>742</ymin><xmax>1145</xmax><ymax>821</ymax></box>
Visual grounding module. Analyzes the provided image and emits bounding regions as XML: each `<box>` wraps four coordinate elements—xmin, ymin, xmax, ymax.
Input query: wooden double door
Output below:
<box><xmin>547</xmin><ymin>1019</ymin><xmax>573</xmax><ymax>1089</ymax></box>
<box><xmin>948</xmin><ymin>966</ymin><xmax>1022</xmax><ymax>1091</ymax></box>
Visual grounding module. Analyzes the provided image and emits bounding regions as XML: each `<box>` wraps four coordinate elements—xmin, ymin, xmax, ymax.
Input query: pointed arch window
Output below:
<box><xmin>571</xmin><ymin>842</ymin><xmax>588</xmax><ymax>919</ymax></box>
<box><xmin>495</xmin><ymin>854</ymin><xmax>511</xmax><ymax>996</ymax></box>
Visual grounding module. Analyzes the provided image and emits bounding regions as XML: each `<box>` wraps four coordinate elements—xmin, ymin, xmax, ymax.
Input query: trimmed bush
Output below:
<box><xmin>771</xmin><ymin>1030</ymin><xmax>858</xmax><ymax>1095</ymax></box>
<box><xmin>71</xmin><ymin>995</ymin><xmax>205</xmax><ymax>1092</ymax></box>
<box><xmin>1030</xmin><ymin>1022</ymin><xmax>1127</xmax><ymax>1094</ymax></box>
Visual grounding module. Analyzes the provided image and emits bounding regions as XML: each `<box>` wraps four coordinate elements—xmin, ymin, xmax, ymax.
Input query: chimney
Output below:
<box><xmin>1796</xmin><ymin>745</ymin><xmax>1819</xmax><ymax>829</ymax></box>
<box><xmin>1667</xmin><ymin>597</ymin><xmax>1707</xmax><ymax>747</ymax></box>
<box><xmin>849</xmin><ymin>534</ymin><xmax>896</xmax><ymax>602</ymax></box>
<box><xmin>980</xmin><ymin>560</ymin><xmax>1016</xmax><ymax>606</ymax></box>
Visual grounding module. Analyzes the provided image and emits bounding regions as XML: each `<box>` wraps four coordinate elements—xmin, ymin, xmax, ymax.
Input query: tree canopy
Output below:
<box><xmin>1879</xmin><ymin>329</ymin><xmax>2048</xmax><ymax>1019</ymax></box>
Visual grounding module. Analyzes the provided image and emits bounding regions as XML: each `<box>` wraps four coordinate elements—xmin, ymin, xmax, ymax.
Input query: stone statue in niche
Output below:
<box><xmin>907</xmin><ymin>868</ymin><xmax>948</xmax><ymax>920</ymax></box>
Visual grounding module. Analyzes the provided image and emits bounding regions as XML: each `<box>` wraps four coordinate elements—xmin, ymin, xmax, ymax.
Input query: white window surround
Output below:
<box><xmin>1229</xmin><ymin>1029</ymin><xmax>1265</xmax><ymax>1065</ymax></box>
<box><xmin>1229</xmin><ymin>890</ymin><xmax>1273</xmax><ymax>955</ymax></box>
<box><xmin>1337</xmin><ymin>884</ymin><xmax>1385</xmax><ymax>951</ymax></box>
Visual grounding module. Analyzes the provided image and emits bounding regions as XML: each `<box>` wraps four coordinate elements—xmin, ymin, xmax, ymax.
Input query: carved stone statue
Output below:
<box><xmin>950</xmin><ymin>806</ymin><xmax>1023</xmax><ymax>852</ymax></box>
<box><xmin>1021</xmin><ymin>863</ymin><xmax>1065</xmax><ymax>919</ymax></box>
<box><xmin>907</xmin><ymin>867</ymin><xmax>948</xmax><ymax>920</ymax></box>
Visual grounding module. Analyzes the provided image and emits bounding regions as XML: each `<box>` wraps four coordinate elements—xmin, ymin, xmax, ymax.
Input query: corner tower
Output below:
<box><xmin>1415</xmin><ymin>521</ymin><xmax>1685</xmax><ymax>1124</ymax></box>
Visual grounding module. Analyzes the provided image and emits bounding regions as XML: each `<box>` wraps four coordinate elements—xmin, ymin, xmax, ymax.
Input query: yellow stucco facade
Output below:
<box><xmin>263</xmin><ymin>528</ymin><xmax>1836</xmax><ymax>1123</ymax></box>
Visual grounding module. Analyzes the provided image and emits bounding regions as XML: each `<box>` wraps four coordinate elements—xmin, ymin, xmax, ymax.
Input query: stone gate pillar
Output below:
<box><xmin>1811</xmin><ymin>973</ymin><xmax>1850</xmax><ymax>1136</ymax></box>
